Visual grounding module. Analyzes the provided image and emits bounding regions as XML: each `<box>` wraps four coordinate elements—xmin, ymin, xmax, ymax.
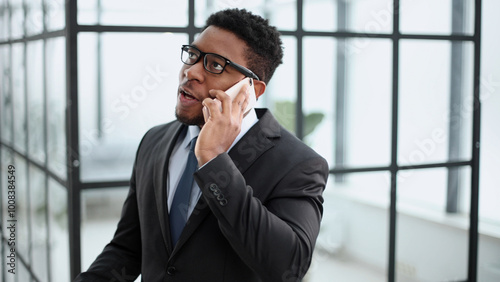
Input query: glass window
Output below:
<box><xmin>303</xmin><ymin>36</ymin><xmax>336</xmax><ymax>164</ymax></box>
<box><xmin>45</xmin><ymin>0</ymin><xmax>65</xmax><ymax>31</ymax></box>
<box><xmin>458</xmin><ymin>166</ymin><xmax>471</xmax><ymax>215</ymax></box>
<box><xmin>0</xmin><ymin>147</ymin><xmax>14</xmax><ymax>223</ymax></box>
<box><xmin>2</xmin><ymin>245</ymin><xmax>15</xmax><ymax>282</ymax></box>
<box><xmin>49</xmin><ymin>178</ymin><xmax>70</xmax><ymax>282</ymax></box>
<box><xmin>398</xmin><ymin>40</ymin><xmax>473</xmax><ymax>166</ymax></box>
<box><xmin>10</xmin><ymin>0</ymin><xmax>24</xmax><ymax>39</ymax></box>
<box><xmin>78</xmin><ymin>0</ymin><xmax>188</xmax><ymax>27</ymax></box>
<box><xmin>345</xmin><ymin>38</ymin><xmax>392</xmax><ymax>167</ymax></box>
<box><xmin>195</xmin><ymin>0</ymin><xmax>264</xmax><ymax>28</ymax></box>
<box><xmin>397</xmin><ymin>168</ymin><xmax>448</xmax><ymax>211</ymax></box>
<box><xmin>195</xmin><ymin>0</ymin><xmax>296</xmax><ymax>31</ymax></box>
<box><xmin>304</xmin><ymin>0</ymin><xmax>394</xmax><ymax>33</ymax></box>
<box><xmin>27</xmin><ymin>40</ymin><xmax>46</xmax><ymax>164</ymax></box>
<box><xmin>479</xmin><ymin>0</ymin><xmax>500</xmax><ymax>225</ymax></box>
<box><xmin>264</xmin><ymin>36</ymin><xmax>297</xmax><ymax>134</ymax></box>
<box><xmin>348</xmin><ymin>0</ymin><xmax>393</xmax><ymax>34</ymax></box>
<box><xmin>26</xmin><ymin>0</ymin><xmax>43</xmax><ymax>36</ymax></box>
<box><xmin>399</xmin><ymin>40</ymin><xmax>451</xmax><ymax>166</ymax></box>
<box><xmin>78</xmin><ymin>32</ymin><xmax>186</xmax><ymax>181</ymax></box>
<box><xmin>308</xmin><ymin>173</ymin><xmax>390</xmax><ymax>281</ymax></box>
<box><xmin>18</xmin><ymin>262</ymin><xmax>32</xmax><ymax>282</ymax></box>
<box><xmin>0</xmin><ymin>0</ymin><xmax>9</xmax><ymax>41</ymax></box>
<box><xmin>303</xmin><ymin>0</ymin><xmax>338</xmax><ymax>32</ymax></box>
<box><xmin>46</xmin><ymin>37</ymin><xmax>66</xmax><ymax>180</ymax></box>
<box><xmin>400</xmin><ymin>0</ymin><xmax>475</xmax><ymax>35</ymax></box>
<box><xmin>30</xmin><ymin>165</ymin><xmax>49</xmax><ymax>282</ymax></box>
<box><xmin>396</xmin><ymin>196</ymin><xmax>469</xmax><ymax>281</ymax></box>
<box><xmin>12</xmin><ymin>42</ymin><xmax>26</xmax><ymax>154</ymax></box>
<box><xmin>81</xmin><ymin>187</ymin><xmax>129</xmax><ymax>271</ymax></box>
<box><xmin>0</xmin><ymin>45</ymin><xmax>12</xmax><ymax>144</ymax></box>
<box><xmin>12</xmin><ymin>155</ymin><xmax>29</xmax><ymax>258</ymax></box>
<box><xmin>267</xmin><ymin>0</ymin><xmax>297</xmax><ymax>31</ymax></box>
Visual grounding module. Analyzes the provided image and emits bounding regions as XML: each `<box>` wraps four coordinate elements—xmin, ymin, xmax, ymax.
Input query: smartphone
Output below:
<box><xmin>225</xmin><ymin>77</ymin><xmax>256</xmax><ymax>115</ymax></box>
<box><xmin>203</xmin><ymin>77</ymin><xmax>256</xmax><ymax>121</ymax></box>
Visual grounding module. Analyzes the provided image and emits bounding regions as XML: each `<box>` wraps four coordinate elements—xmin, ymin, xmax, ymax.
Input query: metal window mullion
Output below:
<box><xmin>41</xmin><ymin>0</ymin><xmax>53</xmax><ymax>274</ymax></box>
<box><xmin>66</xmin><ymin>0</ymin><xmax>82</xmax><ymax>279</ymax></box>
<box><xmin>329</xmin><ymin>160</ymin><xmax>471</xmax><ymax>175</ymax></box>
<box><xmin>0</xmin><ymin>142</ymin><xmax>67</xmax><ymax>187</ymax></box>
<box><xmin>9</xmin><ymin>5</ymin><xmax>14</xmax><ymax>172</ymax></box>
<box><xmin>447</xmin><ymin>0</ymin><xmax>466</xmax><ymax>214</ymax></box>
<box><xmin>0</xmin><ymin>170</ymin><xmax>3</xmax><ymax>281</ymax></box>
<box><xmin>296</xmin><ymin>0</ymin><xmax>303</xmax><ymax>140</ymax></box>
<box><xmin>334</xmin><ymin>0</ymin><xmax>348</xmax><ymax>183</ymax></box>
<box><xmin>0</xmin><ymin>56</ymin><xmax>4</xmax><ymax>282</ymax></box>
<box><xmin>96</xmin><ymin>0</ymin><xmax>103</xmax><ymax>137</ymax></box>
<box><xmin>81</xmin><ymin>180</ymin><xmax>130</xmax><ymax>190</ymax></box>
<box><xmin>96</xmin><ymin>33</ymin><xmax>103</xmax><ymax>137</ymax></box>
<box><xmin>3</xmin><ymin>43</ymin><xmax>14</xmax><ymax>154</ymax></box>
<box><xmin>22</xmin><ymin>1</ymin><xmax>37</xmax><ymax>274</ymax></box>
<box><xmin>0</xmin><ymin>29</ymin><xmax>66</xmax><ymax>45</ymax></box>
<box><xmin>0</xmin><ymin>161</ymin><xmax>3</xmax><ymax>278</ymax></box>
<box><xmin>40</xmin><ymin>0</ymin><xmax>52</xmax><ymax>278</ymax></box>
<box><xmin>278</xmin><ymin>30</ymin><xmax>474</xmax><ymax>42</ymax></box>
<box><xmin>188</xmin><ymin>0</ymin><xmax>196</xmax><ymax>43</ymax></box>
<box><xmin>22</xmin><ymin>6</ymin><xmax>35</xmax><ymax>276</ymax></box>
<box><xmin>1</xmin><ymin>3</ymin><xmax>11</xmax><ymax>281</ymax></box>
<box><xmin>468</xmin><ymin>0</ymin><xmax>482</xmax><ymax>281</ymax></box>
<box><xmin>388</xmin><ymin>1</ymin><xmax>401</xmax><ymax>282</ymax></box>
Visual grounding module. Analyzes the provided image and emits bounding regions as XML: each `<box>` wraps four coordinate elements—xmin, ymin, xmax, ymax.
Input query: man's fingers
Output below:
<box><xmin>211</xmin><ymin>86</ymin><xmax>249</xmax><ymax>116</ymax></box>
<box><xmin>202</xmin><ymin>97</ymin><xmax>222</xmax><ymax>119</ymax></box>
<box><xmin>211</xmin><ymin>89</ymin><xmax>232</xmax><ymax>114</ymax></box>
<box><xmin>235</xmin><ymin>83</ymin><xmax>250</xmax><ymax>109</ymax></box>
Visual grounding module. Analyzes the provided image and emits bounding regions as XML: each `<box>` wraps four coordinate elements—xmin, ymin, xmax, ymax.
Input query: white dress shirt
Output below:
<box><xmin>167</xmin><ymin>109</ymin><xmax>259</xmax><ymax>217</ymax></box>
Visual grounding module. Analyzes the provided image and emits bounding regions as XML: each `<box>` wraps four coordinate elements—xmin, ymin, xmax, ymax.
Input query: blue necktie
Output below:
<box><xmin>170</xmin><ymin>136</ymin><xmax>198</xmax><ymax>245</ymax></box>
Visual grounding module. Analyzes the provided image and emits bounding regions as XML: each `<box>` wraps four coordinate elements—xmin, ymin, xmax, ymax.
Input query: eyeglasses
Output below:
<box><xmin>181</xmin><ymin>45</ymin><xmax>260</xmax><ymax>80</ymax></box>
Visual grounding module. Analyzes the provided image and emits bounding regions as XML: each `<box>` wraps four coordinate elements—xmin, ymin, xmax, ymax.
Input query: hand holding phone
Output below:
<box><xmin>203</xmin><ymin>77</ymin><xmax>256</xmax><ymax>121</ymax></box>
<box><xmin>225</xmin><ymin>77</ymin><xmax>256</xmax><ymax>115</ymax></box>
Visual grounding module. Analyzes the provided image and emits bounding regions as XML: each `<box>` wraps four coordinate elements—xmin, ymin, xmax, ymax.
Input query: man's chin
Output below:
<box><xmin>175</xmin><ymin>112</ymin><xmax>205</xmax><ymax>127</ymax></box>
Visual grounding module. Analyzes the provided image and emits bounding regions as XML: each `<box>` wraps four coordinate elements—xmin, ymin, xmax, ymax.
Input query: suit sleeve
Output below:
<box><xmin>193</xmin><ymin>152</ymin><xmax>328</xmax><ymax>281</ymax></box>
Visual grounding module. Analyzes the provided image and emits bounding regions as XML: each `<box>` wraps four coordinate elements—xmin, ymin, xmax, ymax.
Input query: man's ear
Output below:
<box><xmin>253</xmin><ymin>80</ymin><xmax>266</xmax><ymax>100</ymax></box>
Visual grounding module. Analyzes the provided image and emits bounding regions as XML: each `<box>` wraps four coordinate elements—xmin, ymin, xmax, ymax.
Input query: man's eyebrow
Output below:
<box><xmin>191</xmin><ymin>44</ymin><xmax>229</xmax><ymax>59</ymax></box>
<box><xmin>191</xmin><ymin>44</ymin><xmax>210</xmax><ymax>54</ymax></box>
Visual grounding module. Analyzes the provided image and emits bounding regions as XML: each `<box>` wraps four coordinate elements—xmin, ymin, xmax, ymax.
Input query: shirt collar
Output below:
<box><xmin>230</xmin><ymin>108</ymin><xmax>258</xmax><ymax>151</ymax></box>
<box><xmin>185</xmin><ymin>125</ymin><xmax>200</xmax><ymax>149</ymax></box>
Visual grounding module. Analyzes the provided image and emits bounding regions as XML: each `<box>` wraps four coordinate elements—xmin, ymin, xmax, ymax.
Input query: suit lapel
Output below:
<box><xmin>228</xmin><ymin>109</ymin><xmax>281</xmax><ymax>174</ymax></box>
<box><xmin>170</xmin><ymin>197</ymin><xmax>211</xmax><ymax>255</ymax></box>
<box><xmin>152</xmin><ymin>121</ymin><xmax>184</xmax><ymax>255</ymax></box>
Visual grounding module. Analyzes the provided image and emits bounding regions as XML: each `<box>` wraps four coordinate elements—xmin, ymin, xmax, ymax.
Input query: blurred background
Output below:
<box><xmin>0</xmin><ymin>0</ymin><xmax>499</xmax><ymax>281</ymax></box>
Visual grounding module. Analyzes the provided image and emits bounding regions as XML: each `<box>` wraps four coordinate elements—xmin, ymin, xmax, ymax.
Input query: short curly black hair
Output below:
<box><xmin>203</xmin><ymin>9</ymin><xmax>283</xmax><ymax>84</ymax></box>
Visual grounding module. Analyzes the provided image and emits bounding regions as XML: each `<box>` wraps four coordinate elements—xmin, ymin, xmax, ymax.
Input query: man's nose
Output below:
<box><xmin>184</xmin><ymin>60</ymin><xmax>205</xmax><ymax>82</ymax></box>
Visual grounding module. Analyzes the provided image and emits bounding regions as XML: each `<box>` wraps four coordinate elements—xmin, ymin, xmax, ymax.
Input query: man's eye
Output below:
<box><xmin>210</xmin><ymin>62</ymin><xmax>224</xmax><ymax>71</ymax></box>
<box><xmin>188</xmin><ymin>52</ymin><xmax>197</xmax><ymax>59</ymax></box>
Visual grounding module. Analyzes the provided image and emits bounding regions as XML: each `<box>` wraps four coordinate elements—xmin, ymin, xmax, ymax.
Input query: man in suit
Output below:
<box><xmin>76</xmin><ymin>8</ymin><xmax>328</xmax><ymax>282</ymax></box>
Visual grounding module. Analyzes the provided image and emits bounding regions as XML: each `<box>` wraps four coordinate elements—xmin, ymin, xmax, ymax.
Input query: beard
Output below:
<box><xmin>175</xmin><ymin>107</ymin><xmax>205</xmax><ymax>126</ymax></box>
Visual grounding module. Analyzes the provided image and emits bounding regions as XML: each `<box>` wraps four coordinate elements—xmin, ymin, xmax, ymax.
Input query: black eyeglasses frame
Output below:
<box><xmin>181</xmin><ymin>45</ymin><xmax>260</xmax><ymax>81</ymax></box>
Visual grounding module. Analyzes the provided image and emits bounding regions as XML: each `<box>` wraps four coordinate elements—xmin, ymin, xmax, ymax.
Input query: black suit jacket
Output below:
<box><xmin>75</xmin><ymin>109</ymin><xmax>329</xmax><ymax>282</ymax></box>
